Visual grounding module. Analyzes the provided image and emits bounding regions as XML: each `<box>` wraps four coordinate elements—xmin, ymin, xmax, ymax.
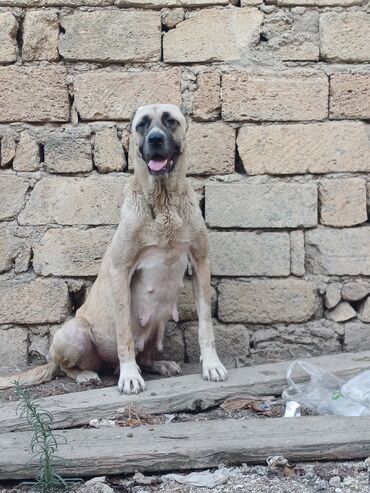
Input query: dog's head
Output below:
<box><xmin>131</xmin><ymin>104</ymin><xmax>187</xmax><ymax>177</ymax></box>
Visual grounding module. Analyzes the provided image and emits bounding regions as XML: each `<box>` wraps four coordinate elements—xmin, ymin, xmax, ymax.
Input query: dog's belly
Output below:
<box><xmin>130</xmin><ymin>245</ymin><xmax>188</xmax><ymax>352</ymax></box>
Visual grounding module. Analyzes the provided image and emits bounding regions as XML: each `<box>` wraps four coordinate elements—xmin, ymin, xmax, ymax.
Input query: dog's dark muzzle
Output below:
<box><xmin>142</xmin><ymin>130</ymin><xmax>179</xmax><ymax>175</ymax></box>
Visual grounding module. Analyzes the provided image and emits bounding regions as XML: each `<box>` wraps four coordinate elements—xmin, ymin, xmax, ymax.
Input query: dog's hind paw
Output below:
<box><xmin>76</xmin><ymin>370</ymin><xmax>101</xmax><ymax>384</ymax></box>
<box><xmin>118</xmin><ymin>361</ymin><xmax>146</xmax><ymax>394</ymax></box>
<box><xmin>141</xmin><ymin>360</ymin><xmax>182</xmax><ymax>377</ymax></box>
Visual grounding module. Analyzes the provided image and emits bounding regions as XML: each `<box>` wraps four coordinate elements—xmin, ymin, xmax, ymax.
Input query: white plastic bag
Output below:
<box><xmin>282</xmin><ymin>361</ymin><xmax>370</xmax><ymax>416</ymax></box>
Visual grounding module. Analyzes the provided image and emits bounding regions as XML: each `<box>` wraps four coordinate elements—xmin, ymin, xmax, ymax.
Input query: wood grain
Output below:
<box><xmin>1</xmin><ymin>416</ymin><xmax>370</xmax><ymax>480</ymax></box>
<box><xmin>1</xmin><ymin>351</ymin><xmax>370</xmax><ymax>434</ymax></box>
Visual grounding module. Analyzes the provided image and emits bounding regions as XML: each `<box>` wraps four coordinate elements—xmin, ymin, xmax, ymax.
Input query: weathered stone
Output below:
<box><xmin>344</xmin><ymin>322</ymin><xmax>370</xmax><ymax>352</ymax></box>
<box><xmin>14</xmin><ymin>243</ymin><xmax>32</xmax><ymax>274</ymax></box>
<box><xmin>162</xmin><ymin>322</ymin><xmax>185</xmax><ymax>363</ymax></box>
<box><xmin>0</xmin><ymin>66</ymin><xmax>69</xmax><ymax>123</ymax></box>
<box><xmin>193</xmin><ymin>71</ymin><xmax>221</xmax><ymax>121</ymax></box>
<box><xmin>358</xmin><ymin>297</ymin><xmax>370</xmax><ymax>323</ymax></box>
<box><xmin>45</xmin><ymin>133</ymin><xmax>93</xmax><ymax>174</ymax></box>
<box><xmin>257</xmin><ymin>10</ymin><xmax>319</xmax><ymax>62</ymax></box>
<box><xmin>330</xmin><ymin>73</ymin><xmax>370</xmax><ymax>120</ymax></box>
<box><xmin>342</xmin><ymin>281</ymin><xmax>370</xmax><ymax>302</ymax></box>
<box><xmin>33</xmin><ymin>227</ymin><xmax>115</xmax><ymax>277</ymax></box>
<box><xmin>163</xmin><ymin>8</ymin><xmax>262</xmax><ymax>63</ymax></box>
<box><xmin>0</xmin><ymin>327</ymin><xmax>28</xmax><ymax>367</ymax></box>
<box><xmin>251</xmin><ymin>321</ymin><xmax>341</xmax><ymax>365</ymax></box>
<box><xmin>0</xmin><ymin>174</ymin><xmax>29</xmax><ymax>220</ymax></box>
<box><xmin>319</xmin><ymin>178</ymin><xmax>367</xmax><ymax>227</ymax></box>
<box><xmin>306</xmin><ymin>228</ymin><xmax>370</xmax><ymax>275</ymax></box>
<box><xmin>237</xmin><ymin>122</ymin><xmax>370</xmax><ymax>175</ymax></box>
<box><xmin>325</xmin><ymin>301</ymin><xmax>356</xmax><ymax>323</ymax></box>
<box><xmin>1</xmin><ymin>136</ymin><xmax>16</xmax><ymax>167</ymax></box>
<box><xmin>184</xmin><ymin>322</ymin><xmax>250</xmax><ymax>366</ymax></box>
<box><xmin>23</xmin><ymin>11</ymin><xmax>59</xmax><ymax>61</ymax></box>
<box><xmin>0</xmin><ymin>0</ymin><xmax>112</xmax><ymax>4</ymax></box>
<box><xmin>94</xmin><ymin>127</ymin><xmax>126</xmax><ymax>173</ymax></box>
<box><xmin>13</xmin><ymin>131</ymin><xmax>40</xmax><ymax>172</ymax></box>
<box><xmin>74</xmin><ymin>69</ymin><xmax>181</xmax><ymax>121</ymax></box>
<box><xmin>0</xmin><ymin>13</ymin><xmax>17</xmax><ymax>63</ymax></box>
<box><xmin>186</xmin><ymin>123</ymin><xmax>234</xmax><ymax>176</ymax></box>
<box><xmin>177</xmin><ymin>278</ymin><xmax>217</xmax><ymax>321</ymax></box>
<box><xmin>0</xmin><ymin>226</ymin><xmax>14</xmax><ymax>273</ymax></box>
<box><xmin>117</xmin><ymin>0</ymin><xmax>229</xmax><ymax>9</ymax></box>
<box><xmin>278</xmin><ymin>0</ymin><xmax>361</xmax><ymax>5</ymax></box>
<box><xmin>60</xmin><ymin>11</ymin><xmax>160</xmax><ymax>63</ymax></box>
<box><xmin>222</xmin><ymin>71</ymin><xmax>328</xmax><ymax>121</ymax></box>
<box><xmin>290</xmin><ymin>231</ymin><xmax>305</xmax><ymax>277</ymax></box>
<box><xmin>161</xmin><ymin>8</ymin><xmax>184</xmax><ymax>29</ymax></box>
<box><xmin>324</xmin><ymin>283</ymin><xmax>341</xmax><ymax>309</ymax></box>
<box><xmin>206</xmin><ymin>182</ymin><xmax>317</xmax><ymax>229</ymax></box>
<box><xmin>209</xmin><ymin>232</ymin><xmax>290</xmax><ymax>276</ymax></box>
<box><xmin>19</xmin><ymin>175</ymin><xmax>127</xmax><ymax>226</ymax></box>
<box><xmin>241</xmin><ymin>0</ymin><xmax>262</xmax><ymax>4</ymax></box>
<box><xmin>320</xmin><ymin>13</ymin><xmax>370</xmax><ymax>63</ymax></box>
<box><xmin>218</xmin><ymin>279</ymin><xmax>317</xmax><ymax>324</ymax></box>
<box><xmin>0</xmin><ymin>279</ymin><xmax>69</xmax><ymax>324</ymax></box>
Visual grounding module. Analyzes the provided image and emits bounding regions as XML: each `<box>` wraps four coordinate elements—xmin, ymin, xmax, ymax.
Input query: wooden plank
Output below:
<box><xmin>1</xmin><ymin>351</ymin><xmax>370</xmax><ymax>434</ymax></box>
<box><xmin>1</xmin><ymin>416</ymin><xmax>370</xmax><ymax>480</ymax></box>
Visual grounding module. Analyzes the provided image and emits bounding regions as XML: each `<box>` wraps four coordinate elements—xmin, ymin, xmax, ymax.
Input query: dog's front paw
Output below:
<box><xmin>118</xmin><ymin>361</ymin><xmax>146</xmax><ymax>394</ymax></box>
<box><xmin>202</xmin><ymin>353</ymin><xmax>228</xmax><ymax>382</ymax></box>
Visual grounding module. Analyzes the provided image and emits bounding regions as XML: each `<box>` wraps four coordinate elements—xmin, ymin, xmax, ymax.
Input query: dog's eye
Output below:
<box><xmin>136</xmin><ymin>119</ymin><xmax>150</xmax><ymax>132</ymax></box>
<box><xmin>166</xmin><ymin>118</ymin><xmax>178</xmax><ymax>127</ymax></box>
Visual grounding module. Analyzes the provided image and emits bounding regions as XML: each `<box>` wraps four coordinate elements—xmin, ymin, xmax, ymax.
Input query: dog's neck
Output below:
<box><xmin>133</xmin><ymin>153</ymin><xmax>187</xmax><ymax>214</ymax></box>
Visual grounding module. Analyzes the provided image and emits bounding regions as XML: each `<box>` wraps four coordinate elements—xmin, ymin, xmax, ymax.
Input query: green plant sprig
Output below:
<box><xmin>13</xmin><ymin>381</ymin><xmax>82</xmax><ymax>492</ymax></box>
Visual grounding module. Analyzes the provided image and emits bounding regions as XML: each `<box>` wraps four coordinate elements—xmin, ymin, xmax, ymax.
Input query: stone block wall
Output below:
<box><xmin>0</xmin><ymin>0</ymin><xmax>369</xmax><ymax>370</ymax></box>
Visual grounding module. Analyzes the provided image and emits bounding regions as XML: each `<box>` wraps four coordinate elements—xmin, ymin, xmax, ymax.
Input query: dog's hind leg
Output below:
<box><xmin>50</xmin><ymin>317</ymin><xmax>102</xmax><ymax>384</ymax></box>
<box><xmin>137</xmin><ymin>328</ymin><xmax>182</xmax><ymax>377</ymax></box>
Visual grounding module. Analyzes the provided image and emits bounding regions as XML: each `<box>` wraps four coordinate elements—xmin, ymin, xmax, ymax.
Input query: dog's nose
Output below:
<box><xmin>148</xmin><ymin>131</ymin><xmax>164</xmax><ymax>147</ymax></box>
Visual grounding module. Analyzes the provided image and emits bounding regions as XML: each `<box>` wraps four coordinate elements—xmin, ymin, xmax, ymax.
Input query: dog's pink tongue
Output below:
<box><xmin>148</xmin><ymin>159</ymin><xmax>168</xmax><ymax>171</ymax></box>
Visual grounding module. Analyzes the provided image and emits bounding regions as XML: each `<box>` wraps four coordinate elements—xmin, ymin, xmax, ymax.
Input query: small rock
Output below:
<box><xmin>259</xmin><ymin>4</ymin><xmax>276</xmax><ymax>13</ymax></box>
<box><xmin>161</xmin><ymin>8</ymin><xmax>185</xmax><ymax>29</ymax></box>
<box><xmin>342</xmin><ymin>476</ymin><xmax>361</xmax><ymax>491</ymax></box>
<box><xmin>89</xmin><ymin>418</ymin><xmax>116</xmax><ymax>428</ymax></box>
<box><xmin>329</xmin><ymin>476</ymin><xmax>341</xmax><ymax>487</ymax></box>
<box><xmin>325</xmin><ymin>283</ymin><xmax>341</xmax><ymax>309</ymax></box>
<box><xmin>292</xmin><ymin>6</ymin><xmax>306</xmax><ymax>13</ymax></box>
<box><xmin>358</xmin><ymin>297</ymin><xmax>370</xmax><ymax>323</ymax></box>
<box><xmin>325</xmin><ymin>301</ymin><xmax>356</xmax><ymax>322</ymax></box>
<box><xmin>79</xmin><ymin>476</ymin><xmax>114</xmax><ymax>493</ymax></box>
<box><xmin>342</xmin><ymin>281</ymin><xmax>370</xmax><ymax>301</ymax></box>
<box><xmin>85</xmin><ymin>477</ymin><xmax>107</xmax><ymax>485</ymax></box>
<box><xmin>132</xmin><ymin>471</ymin><xmax>160</xmax><ymax>486</ymax></box>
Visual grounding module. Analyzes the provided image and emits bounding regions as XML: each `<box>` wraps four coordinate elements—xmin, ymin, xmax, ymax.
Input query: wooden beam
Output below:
<box><xmin>1</xmin><ymin>351</ymin><xmax>370</xmax><ymax>434</ymax></box>
<box><xmin>1</xmin><ymin>416</ymin><xmax>370</xmax><ymax>480</ymax></box>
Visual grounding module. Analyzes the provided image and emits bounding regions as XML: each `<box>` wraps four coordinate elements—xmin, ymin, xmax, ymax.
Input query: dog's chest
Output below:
<box><xmin>130</xmin><ymin>244</ymin><xmax>188</xmax><ymax>337</ymax></box>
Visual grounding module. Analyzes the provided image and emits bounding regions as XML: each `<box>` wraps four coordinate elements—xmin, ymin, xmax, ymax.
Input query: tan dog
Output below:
<box><xmin>0</xmin><ymin>104</ymin><xmax>227</xmax><ymax>394</ymax></box>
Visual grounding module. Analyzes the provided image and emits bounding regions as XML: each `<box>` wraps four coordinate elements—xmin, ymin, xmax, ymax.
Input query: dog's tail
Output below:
<box><xmin>0</xmin><ymin>361</ymin><xmax>58</xmax><ymax>390</ymax></box>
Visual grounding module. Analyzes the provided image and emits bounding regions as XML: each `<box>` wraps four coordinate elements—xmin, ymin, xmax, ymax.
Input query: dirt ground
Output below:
<box><xmin>0</xmin><ymin>367</ymin><xmax>369</xmax><ymax>493</ymax></box>
<box><xmin>1</xmin><ymin>461</ymin><xmax>369</xmax><ymax>493</ymax></box>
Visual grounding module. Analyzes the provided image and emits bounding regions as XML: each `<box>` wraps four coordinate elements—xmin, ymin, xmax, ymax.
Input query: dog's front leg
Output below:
<box><xmin>191</xmin><ymin>250</ymin><xmax>228</xmax><ymax>382</ymax></box>
<box><xmin>110</xmin><ymin>264</ymin><xmax>146</xmax><ymax>394</ymax></box>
